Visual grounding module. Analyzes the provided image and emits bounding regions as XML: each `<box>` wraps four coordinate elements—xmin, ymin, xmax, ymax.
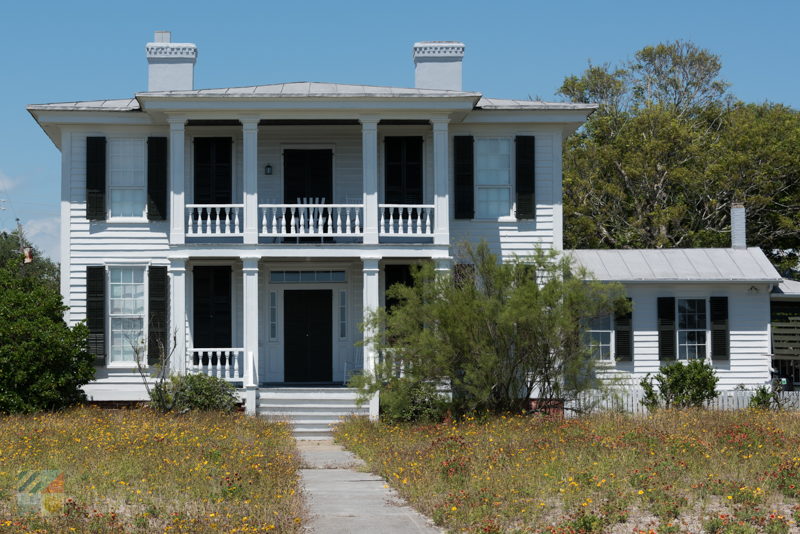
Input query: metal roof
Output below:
<box><xmin>569</xmin><ymin>248</ymin><xmax>782</xmax><ymax>283</ymax></box>
<box><xmin>28</xmin><ymin>84</ymin><xmax>595</xmax><ymax>112</ymax></box>
<box><xmin>475</xmin><ymin>97</ymin><xmax>597</xmax><ymax>111</ymax></box>
<box><xmin>772</xmin><ymin>279</ymin><xmax>800</xmax><ymax>297</ymax></box>
<box><xmin>27</xmin><ymin>98</ymin><xmax>140</xmax><ymax>112</ymax></box>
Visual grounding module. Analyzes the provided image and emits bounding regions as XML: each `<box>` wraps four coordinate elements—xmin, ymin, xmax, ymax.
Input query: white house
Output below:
<box><xmin>28</xmin><ymin>32</ymin><xmax>799</xmax><ymax>429</ymax></box>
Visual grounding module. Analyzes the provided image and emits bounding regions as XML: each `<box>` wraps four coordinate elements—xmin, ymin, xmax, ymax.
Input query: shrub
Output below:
<box><xmin>640</xmin><ymin>359</ymin><xmax>719</xmax><ymax>410</ymax></box>
<box><xmin>0</xmin><ymin>257</ymin><xmax>93</xmax><ymax>413</ymax></box>
<box><xmin>150</xmin><ymin>373</ymin><xmax>238</xmax><ymax>412</ymax></box>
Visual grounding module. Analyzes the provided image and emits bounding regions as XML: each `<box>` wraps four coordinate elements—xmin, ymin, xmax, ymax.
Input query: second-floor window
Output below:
<box><xmin>108</xmin><ymin>138</ymin><xmax>147</xmax><ymax>219</ymax></box>
<box><xmin>475</xmin><ymin>138</ymin><xmax>512</xmax><ymax>218</ymax></box>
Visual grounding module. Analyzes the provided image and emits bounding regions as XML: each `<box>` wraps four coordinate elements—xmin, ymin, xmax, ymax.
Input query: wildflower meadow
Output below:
<box><xmin>0</xmin><ymin>407</ymin><xmax>304</xmax><ymax>533</ymax></box>
<box><xmin>336</xmin><ymin>410</ymin><xmax>800</xmax><ymax>533</ymax></box>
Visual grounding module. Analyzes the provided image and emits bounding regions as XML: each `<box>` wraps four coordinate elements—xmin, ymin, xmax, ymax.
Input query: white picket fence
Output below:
<box><xmin>568</xmin><ymin>389</ymin><xmax>800</xmax><ymax>415</ymax></box>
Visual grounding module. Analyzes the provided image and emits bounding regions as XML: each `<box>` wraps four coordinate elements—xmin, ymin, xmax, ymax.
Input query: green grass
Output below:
<box><xmin>335</xmin><ymin>410</ymin><xmax>800</xmax><ymax>533</ymax></box>
<box><xmin>0</xmin><ymin>407</ymin><xmax>304</xmax><ymax>532</ymax></box>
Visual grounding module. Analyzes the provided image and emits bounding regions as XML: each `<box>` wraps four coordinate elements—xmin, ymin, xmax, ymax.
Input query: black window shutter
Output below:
<box><xmin>657</xmin><ymin>297</ymin><xmax>676</xmax><ymax>361</ymax></box>
<box><xmin>86</xmin><ymin>137</ymin><xmax>107</xmax><ymax>220</ymax></box>
<box><xmin>614</xmin><ymin>298</ymin><xmax>633</xmax><ymax>362</ymax></box>
<box><xmin>515</xmin><ymin>136</ymin><xmax>535</xmax><ymax>219</ymax></box>
<box><xmin>148</xmin><ymin>266</ymin><xmax>169</xmax><ymax>366</ymax></box>
<box><xmin>86</xmin><ymin>266</ymin><xmax>106</xmax><ymax>366</ymax></box>
<box><xmin>453</xmin><ymin>136</ymin><xmax>474</xmax><ymax>219</ymax></box>
<box><xmin>710</xmin><ymin>296</ymin><xmax>729</xmax><ymax>360</ymax></box>
<box><xmin>147</xmin><ymin>137</ymin><xmax>168</xmax><ymax>221</ymax></box>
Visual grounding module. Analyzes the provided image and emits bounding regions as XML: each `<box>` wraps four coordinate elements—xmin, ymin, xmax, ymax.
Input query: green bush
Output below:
<box><xmin>640</xmin><ymin>359</ymin><xmax>719</xmax><ymax>410</ymax></box>
<box><xmin>150</xmin><ymin>373</ymin><xmax>238</xmax><ymax>413</ymax></box>
<box><xmin>0</xmin><ymin>257</ymin><xmax>93</xmax><ymax>413</ymax></box>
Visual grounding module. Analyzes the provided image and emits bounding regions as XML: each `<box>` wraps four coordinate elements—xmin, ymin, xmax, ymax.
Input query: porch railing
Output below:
<box><xmin>379</xmin><ymin>204</ymin><xmax>435</xmax><ymax>237</ymax></box>
<box><xmin>773</xmin><ymin>319</ymin><xmax>800</xmax><ymax>357</ymax></box>
<box><xmin>258</xmin><ymin>203</ymin><xmax>363</xmax><ymax>237</ymax></box>
<box><xmin>187</xmin><ymin>348</ymin><xmax>245</xmax><ymax>382</ymax></box>
<box><xmin>186</xmin><ymin>204</ymin><xmax>244</xmax><ymax>237</ymax></box>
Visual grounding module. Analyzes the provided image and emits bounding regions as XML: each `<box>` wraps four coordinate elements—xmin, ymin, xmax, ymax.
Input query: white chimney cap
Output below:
<box><xmin>412</xmin><ymin>41</ymin><xmax>465</xmax><ymax>59</ymax></box>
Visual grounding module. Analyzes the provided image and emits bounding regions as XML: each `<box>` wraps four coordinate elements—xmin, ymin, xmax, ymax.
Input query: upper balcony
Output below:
<box><xmin>167</xmin><ymin>117</ymin><xmax>451</xmax><ymax>248</ymax></box>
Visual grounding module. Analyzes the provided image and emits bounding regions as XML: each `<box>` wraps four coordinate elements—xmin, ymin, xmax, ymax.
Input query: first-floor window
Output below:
<box><xmin>109</xmin><ymin>267</ymin><xmax>145</xmax><ymax>363</ymax></box>
<box><xmin>585</xmin><ymin>315</ymin><xmax>613</xmax><ymax>361</ymax></box>
<box><xmin>678</xmin><ymin>298</ymin><xmax>706</xmax><ymax>360</ymax></box>
<box><xmin>475</xmin><ymin>138</ymin><xmax>512</xmax><ymax>218</ymax></box>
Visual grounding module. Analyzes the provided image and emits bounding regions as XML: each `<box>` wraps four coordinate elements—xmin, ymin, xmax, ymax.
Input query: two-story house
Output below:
<box><xmin>28</xmin><ymin>32</ymin><xmax>799</xmax><ymax>431</ymax></box>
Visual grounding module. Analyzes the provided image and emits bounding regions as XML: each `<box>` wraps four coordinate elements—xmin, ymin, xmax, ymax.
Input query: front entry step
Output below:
<box><xmin>257</xmin><ymin>387</ymin><xmax>368</xmax><ymax>439</ymax></box>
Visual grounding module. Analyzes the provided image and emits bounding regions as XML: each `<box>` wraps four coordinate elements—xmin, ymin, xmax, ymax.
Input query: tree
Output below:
<box><xmin>352</xmin><ymin>242</ymin><xmax>626</xmax><ymax>420</ymax></box>
<box><xmin>560</xmin><ymin>40</ymin><xmax>800</xmax><ymax>276</ymax></box>
<box><xmin>0</xmin><ymin>232</ymin><xmax>93</xmax><ymax>413</ymax></box>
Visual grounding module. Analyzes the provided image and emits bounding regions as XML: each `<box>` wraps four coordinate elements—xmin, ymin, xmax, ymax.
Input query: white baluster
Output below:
<box><xmin>235</xmin><ymin>208</ymin><xmax>241</xmax><ymax>234</ymax></box>
<box><xmin>187</xmin><ymin>209</ymin><xmax>193</xmax><ymax>236</ymax></box>
<box><xmin>355</xmin><ymin>208</ymin><xmax>361</xmax><ymax>234</ymax></box>
<box><xmin>379</xmin><ymin>207</ymin><xmax>385</xmax><ymax>234</ymax></box>
<box><xmin>388</xmin><ymin>208</ymin><xmax>395</xmax><ymax>235</ymax></box>
<box><xmin>424</xmin><ymin>208</ymin><xmax>431</xmax><ymax>234</ymax></box>
<box><xmin>260</xmin><ymin>208</ymin><xmax>266</xmax><ymax>235</ymax></box>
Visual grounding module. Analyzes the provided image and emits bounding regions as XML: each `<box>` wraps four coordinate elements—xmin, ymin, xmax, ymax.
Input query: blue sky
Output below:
<box><xmin>1</xmin><ymin>0</ymin><xmax>797</xmax><ymax>261</ymax></box>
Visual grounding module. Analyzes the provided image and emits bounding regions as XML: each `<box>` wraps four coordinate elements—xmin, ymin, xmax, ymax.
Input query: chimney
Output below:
<box><xmin>145</xmin><ymin>31</ymin><xmax>197</xmax><ymax>91</ymax></box>
<box><xmin>731</xmin><ymin>203</ymin><xmax>747</xmax><ymax>249</ymax></box>
<box><xmin>413</xmin><ymin>42</ymin><xmax>465</xmax><ymax>91</ymax></box>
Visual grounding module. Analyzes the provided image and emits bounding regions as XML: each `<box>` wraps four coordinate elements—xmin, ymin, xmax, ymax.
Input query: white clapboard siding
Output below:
<box><xmin>449</xmin><ymin>132</ymin><xmax>556</xmax><ymax>259</ymax></box>
<box><xmin>605</xmin><ymin>284</ymin><xmax>773</xmax><ymax>389</ymax></box>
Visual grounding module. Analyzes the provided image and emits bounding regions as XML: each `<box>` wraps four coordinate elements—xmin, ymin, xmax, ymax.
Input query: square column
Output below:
<box><xmin>168</xmin><ymin>115</ymin><xmax>186</xmax><ymax>245</ymax></box>
<box><xmin>168</xmin><ymin>258</ymin><xmax>187</xmax><ymax>374</ymax></box>
<box><xmin>362</xmin><ymin>257</ymin><xmax>381</xmax><ymax>420</ymax></box>
<box><xmin>241</xmin><ymin>117</ymin><xmax>259</xmax><ymax>244</ymax></box>
<box><xmin>431</xmin><ymin>118</ymin><xmax>450</xmax><ymax>245</ymax></box>
<box><xmin>242</xmin><ymin>257</ymin><xmax>260</xmax><ymax>384</ymax></box>
<box><xmin>361</xmin><ymin>118</ymin><xmax>379</xmax><ymax>245</ymax></box>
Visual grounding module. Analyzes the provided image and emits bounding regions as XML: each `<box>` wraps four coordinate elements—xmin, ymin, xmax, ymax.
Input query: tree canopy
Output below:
<box><xmin>560</xmin><ymin>40</ymin><xmax>800</xmax><ymax>276</ymax></box>
<box><xmin>0</xmin><ymin>230</ymin><xmax>93</xmax><ymax>413</ymax></box>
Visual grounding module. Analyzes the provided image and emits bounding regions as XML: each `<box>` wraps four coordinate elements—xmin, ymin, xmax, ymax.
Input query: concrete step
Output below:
<box><xmin>256</xmin><ymin>387</ymin><xmax>366</xmax><ymax>437</ymax></box>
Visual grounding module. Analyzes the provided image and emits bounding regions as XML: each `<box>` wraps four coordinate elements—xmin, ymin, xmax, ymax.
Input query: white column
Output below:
<box><xmin>169</xmin><ymin>258</ymin><xmax>187</xmax><ymax>375</ymax></box>
<box><xmin>362</xmin><ymin>257</ymin><xmax>381</xmax><ymax>420</ymax></box>
<box><xmin>361</xmin><ymin>118</ymin><xmax>379</xmax><ymax>245</ymax></box>
<box><xmin>241</xmin><ymin>117</ymin><xmax>259</xmax><ymax>244</ymax></box>
<box><xmin>435</xmin><ymin>257</ymin><xmax>452</xmax><ymax>275</ymax></box>
<box><xmin>431</xmin><ymin>118</ymin><xmax>450</xmax><ymax>245</ymax></box>
<box><xmin>168</xmin><ymin>115</ymin><xmax>187</xmax><ymax>245</ymax></box>
<box><xmin>242</xmin><ymin>257</ymin><xmax>260</xmax><ymax>383</ymax></box>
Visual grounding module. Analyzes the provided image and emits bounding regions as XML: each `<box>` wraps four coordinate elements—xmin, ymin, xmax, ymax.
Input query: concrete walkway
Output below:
<box><xmin>297</xmin><ymin>440</ymin><xmax>442</xmax><ymax>533</ymax></box>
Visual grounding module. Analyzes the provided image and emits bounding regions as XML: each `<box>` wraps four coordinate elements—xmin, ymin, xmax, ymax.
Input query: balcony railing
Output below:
<box><xmin>258</xmin><ymin>203</ymin><xmax>363</xmax><ymax>238</ymax></box>
<box><xmin>186</xmin><ymin>204</ymin><xmax>244</xmax><ymax>237</ymax></box>
<box><xmin>379</xmin><ymin>204</ymin><xmax>435</xmax><ymax>237</ymax></box>
<box><xmin>188</xmin><ymin>348</ymin><xmax>245</xmax><ymax>382</ymax></box>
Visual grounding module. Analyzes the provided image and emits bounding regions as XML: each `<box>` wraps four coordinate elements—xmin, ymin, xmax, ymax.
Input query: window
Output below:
<box><xmin>108</xmin><ymin>267</ymin><xmax>146</xmax><ymax>363</ymax></box>
<box><xmin>269</xmin><ymin>291</ymin><xmax>278</xmax><ymax>340</ymax></box>
<box><xmin>586</xmin><ymin>315</ymin><xmax>613</xmax><ymax>361</ymax></box>
<box><xmin>269</xmin><ymin>270</ymin><xmax>346</xmax><ymax>283</ymax></box>
<box><xmin>677</xmin><ymin>298</ymin><xmax>706</xmax><ymax>360</ymax></box>
<box><xmin>475</xmin><ymin>139</ymin><xmax>511</xmax><ymax>218</ymax></box>
<box><xmin>108</xmin><ymin>139</ymin><xmax>147</xmax><ymax>219</ymax></box>
<box><xmin>339</xmin><ymin>291</ymin><xmax>347</xmax><ymax>339</ymax></box>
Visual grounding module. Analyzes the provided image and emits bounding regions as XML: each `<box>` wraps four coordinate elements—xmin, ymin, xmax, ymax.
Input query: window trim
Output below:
<box><xmin>675</xmin><ymin>297</ymin><xmax>710</xmax><ymax>361</ymax></box>
<box><xmin>585</xmin><ymin>314</ymin><xmax>615</xmax><ymax>362</ymax></box>
<box><xmin>269</xmin><ymin>290</ymin><xmax>278</xmax><ymax>341</ymax></box>
<box><xmin>106</xmin><ymin>137</ymin><xmax>149</xmax><ymax>222</ymax></box>
<box><xmin>473</xmin><ymin>137</ymin><xmax>514</xmax><ymax>221</ymax></box>
<box><xmin>106</xmin><ymin>265</ymin><xmax>149</xmax><ymax>368</ymax></box>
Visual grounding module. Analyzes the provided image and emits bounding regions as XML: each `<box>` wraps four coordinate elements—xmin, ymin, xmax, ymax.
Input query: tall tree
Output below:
<box><xmin>560</xmin><ymin>40</ymin><xmax>800</xmax><ymax>276</ymax></box>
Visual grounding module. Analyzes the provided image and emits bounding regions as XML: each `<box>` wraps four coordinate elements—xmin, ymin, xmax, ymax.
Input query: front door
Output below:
<box><xmin>284</xmin><ymin>289</ymin><xmax>333</xmax><ymax>382</ymax></box>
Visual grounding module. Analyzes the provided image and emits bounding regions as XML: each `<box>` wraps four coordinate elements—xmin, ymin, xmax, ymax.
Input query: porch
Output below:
<box><xmin>166</xmin><ymin>256</ymin><xmax>451</xmax><ymax>417</ymax></box>
<box><xmin>168</xmin><ymin>119</ymin><xmax>451</xmax><ymax>247</ymax></box>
